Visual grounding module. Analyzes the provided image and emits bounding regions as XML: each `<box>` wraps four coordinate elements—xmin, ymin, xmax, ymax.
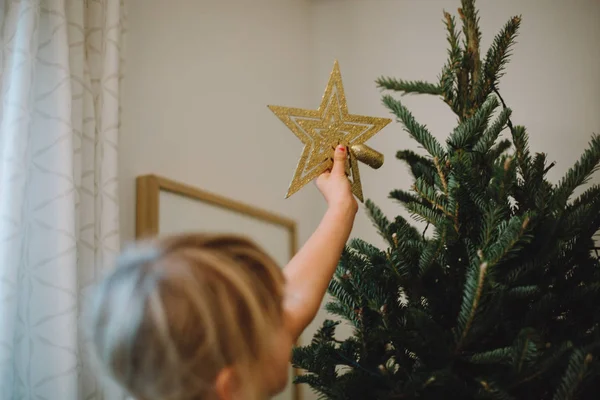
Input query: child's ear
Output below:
<box><xmin>214</xmin><ymin>366</ymin><xmax>240</xmax><ymax>400</ymax></box>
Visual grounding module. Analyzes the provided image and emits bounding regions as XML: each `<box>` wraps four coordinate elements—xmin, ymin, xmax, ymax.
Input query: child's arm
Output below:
<box><xmin>282</xmin><ymin>145</ymin><xmax>357</xmax><ymax>341</ymax></box>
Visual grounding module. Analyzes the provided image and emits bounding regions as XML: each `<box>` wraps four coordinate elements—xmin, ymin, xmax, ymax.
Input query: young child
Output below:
<box><xmin>87</xmin><ymin>145</ymin><xmax>357</xmax><ymax>400</ymax></box>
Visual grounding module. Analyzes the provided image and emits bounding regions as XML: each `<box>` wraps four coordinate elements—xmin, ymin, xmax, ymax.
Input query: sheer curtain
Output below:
<box><xmin>0</xmin><ymin>0</ymin><xmax>125</xmax><ymax>398</ymax></box>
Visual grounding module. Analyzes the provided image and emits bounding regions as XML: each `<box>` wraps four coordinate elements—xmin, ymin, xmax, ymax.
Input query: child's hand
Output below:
<box><xmin>316</xmin><ymin>145</ymin><xmax>358</xmax><ymax>213</ymax></box>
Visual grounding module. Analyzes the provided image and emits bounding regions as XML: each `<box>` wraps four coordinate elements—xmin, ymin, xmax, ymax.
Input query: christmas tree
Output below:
<box><xmin>292</xmin><ymin>1</ymin><xmax>600</xmax><ymax>399</ymax></box>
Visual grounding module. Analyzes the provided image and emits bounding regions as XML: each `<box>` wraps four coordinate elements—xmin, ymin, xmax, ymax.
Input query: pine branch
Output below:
<box><xmin>570</xmin><ymin>184</ymin><xmax>600</xmax><ymax>209</ymax></box>
<box><xmin>467</xmin><ymin>178</ymin><xmax>491</xmax><ymax>212</ymax></box>
<box><xmin>459</xmin><ymin>0</ymin><xmax>482</xmax><ymax>105</ymax></box>
<box><xmin>513</xmin><ymin>328</ymin><xmax>539</xmax><ymax>374</ymax></box>
<box><xmin>447</xmin><ymin>95</ymin><xmax>499</xmax><ymax>150</ymax></box>
<box><xmin>447</xmin><ymin>172</ymin><xmax>461</xmax><ymax>226</ymax></box>
<box><xmin>293</xmin><ymin>372</ymin><xmax>325</xmax><ymax>388</ymax></box>
<box><xmin>484</xmin><ymin>214</ymin><xmax>531</xmax><ymax>266</ymax></box>
<box><xmin>433</xmin><ymin>157</ymin><xmax>449</xmax><ymax>195</ymax></box>
<box><xmin>341</xmin><ymin>247</ymin><xmax>389</xmax><ymax>306</ymax></box>
<box><xmin>552</xmin><ymin>349</ymin><xmax>593</xmax><ymax>400</ymax></box>
<box><xmin>507</xmin><ymin>285</ymin><xmax>540</xmax><ymax>299</ymax></box>
<box><xmin>291</xmin><ymin>340</ymin><xmax>340</xmax><ymax>384</ymax></box>
<box><xmin>390</xmin><ymin>189</ymin><xmax>424</xmax><ymax>206</ymax></box>
<box><xmin>313</xmin><ymin>320</ymin><xmax>341</xmax><ymax>345</ymax></box>
<box><xmin>396</xmin><ymin>150</ymin><xmax>439</xmax><ymax>186</ymax></box>
<box><xmin>478</xmin><ymin>15</ymin><xmax>522</xmax><ymax>102</ymax></box>
<box><xmin>328</xmin><ymin>278</ymin><xmax>357</xmax><ymax>309</ymax></box>
<box><xmin>512</xmin><ymin>342</ymin><xmax>574</xmax><ymax>387</ymax></box>
<box><xmin>412</xmin><ymin>175</ymin><xmax>459</xmax><ymax>234</ymax></box>
<box><xmin>418</xmin><ymin>235</ymin><xmax>446</xmax><ymax>277</ymax></box>
<box><xmin>488</xmin><ymin>139</ymin><xmax>512</xmax><ymax>161</ymax></box>
<box><xmin>455</xmin><ymin>260</ymin><xmax>489</xmax><ymax>349</ymax></box>
<box><xmin>524</xmin><ymin>292</ymin><xmax>556</xmax><ymax>326</ymax></box>
<box><xmin>479</xmin><ymin>206</ymin><xmax>505</xmax><ymax>249</ymax></box>
<box><xmin>504</xmin><ymin>259</ymin><xmax>538</xmax><ymax>286</ymax></box>
<box><xmin>440</xmin><ymin>10</ymin><xmax>462</xmax><ymax>112</ymax></box>
<box><xmin>382</xmin><ymin>95</ymin><xmax>446</xmax><ymax>159</ymax></box>
<box><xmin>574</xmin><ymin>283</ymin><xmax>600</xmax><ymax>305</ymax></box>
<box><xmin>348</xmin><ymin>238</ymin><xmax>387</xmax><ymax>264</ymax></box>
<box><xmin>413</xmin><ymin>177</ymin><xmax>453</xmax><ymax>216</ymax></box>
<box><xmin>554</xmin><ymin>134</ymin><xmax>600</xmax><ymax>207</ymax></box>
<box><xmin>365</xmin><ymin>200</ymin><xmax>393</xmax><ymax>246</ymax></box>
<box><xmin>491</xmin><ymin>87</ymin><xmax>536</xmax><ymax>199</ymax></box>
<box><xmin>530</xmin><ymin>152</ymin><xmax>554</xmax><ymax>189</ymax></box>
<box><xmin>376</xmin><ymin>77</ymin><xmax>442</xmax><ymax>96</ymax></box>
<box><xmin>389</xmin><ymin>215</ymin><xmax>423</xmax><ymax>244</ymax></box>
<box><xmin>406</xmin><ymin>201</ymin><xmax>447</xmax><ymax>229</ymax></box>
<box><xmin>467</xmin><ymin>347</ymin><xmax>512</xmax><ymax>364</ymax></box>
<box><xmin>561</xmin><ymin>188</ymin><xmax>600</xmax><ymax>238</ymax></box>
<box><xmin>510</xmin><ymin>125</ymin><xmax>532</xmax><ymax>179</ymax></box>
<box><xmin>474</xmin><ymin>108</ymin><xmax>512</xmax><ymax>154</ymax></box>
<box><xmin>489</xmin><ymin>156</ymin><xmax>517</xmax><ymax>205</ymax></box>
<box><xmin>325</xmin><ymin>301</ymin><xmax>358</xmax><ymax>326</ymax></box>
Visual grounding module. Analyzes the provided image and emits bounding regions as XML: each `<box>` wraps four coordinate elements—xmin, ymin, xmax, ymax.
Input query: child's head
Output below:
<box><xmin>86</xmin><ymin>233</ymin><xmax>292</xmax><ymax>400</ymax></box>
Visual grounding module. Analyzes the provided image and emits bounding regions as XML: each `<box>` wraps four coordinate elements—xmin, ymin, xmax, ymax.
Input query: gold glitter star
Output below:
<box><xmin>268</xmin><ymin>61</ymin><xmax>391</xmax><ymax>202</ymax></box>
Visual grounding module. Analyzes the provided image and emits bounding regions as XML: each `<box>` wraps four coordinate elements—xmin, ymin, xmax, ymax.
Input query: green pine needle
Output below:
<box><xmin>481</xmin><ymin>15</ymin><xmax>521</xmax><ymax>97</ymax></box>
<box><xmin>390</xmin><ymin>189</ymin><xmax>423</xmax><ymax>206</ymax></box>
<box><xmin>406</xmin><ymin>201</ymin><xmax>446</xmax><ymax>228</ymax></box>
<box><xmin>325</xmin><ymin>301</ymin><xmax>358</xmax><ymax>326</ymax></box>
<box><xmin>484</xmin><ymin>214</ymin><xmax>531</xmax><ymax>266</ymax></box>
<box><xmin>474</xmin><ymin>108</ymin><xmax>512</xmax><ymax>154</ymax></box>
<box><xmin>376</xmin><ymin>77</ymin><xmax>443</xmax><ymax>96</ymax></box>
<box><xmin>328</xmin><ymin>279</ymin><xmax>359</xmax><ymax>318</ymax></box>
<box><xmin>413</xmin><ymin>177</ymin><xmax>454</xmax><ymax>216</ymax></box>
<box><xmin>467</xmin><ymin>347</ymin><xmax>512</xmax><ymax>365</ymax></box>
<box><xmin>455</xmin><ymin>258</ymin><xmax>488</xmax><ymax>348</ymax></box>
<box><xmin>488</xmin><ymin>139</ymin><xmax>513</xmax><ymax>161</ymax></box>
<box><xmin>507</xmin><ymin>285</ymin><xmax>540</xmax><ymax>299</ymax></box>
<box><xmin>447</xmin><ymin>95</ymin><xmax>499</xmax><ymax>150</ymax></box>
<box><xmin>312</xmin><ymin>320</ymin><xmax>341</xmax><ymax>345</ymax></box>
<box><xmin>382</xmin><ymin>95</ymin><xmax>446</xmax><ymax>159</ymax></box>
<box><xmin>418</xmin><ymin>237</ymin><xmax>445</xmax><ymax>277</ymax></box>
<box><xmin>511</xmin><ymin>125</ymin><xmax>532</xmax><ymax>178</ymax></box>
<box><xmin>440</xmin><ymin>10</ymin><xmax>462</xmax><ymax>110</ymax></box>
<box><xmin>570</xmin><ymin>184</ymin><xmax>600</xmax><ymax>209</ymax></box>
<box><xmin>512</xmin><ymin>328</ymin><xmax>539</xmax><ymax>373</ymax></box>
<box><xmin>396</xmin><ymin>150</ymin><xmax>439</xmax><ymax>186</ymax></box>
<box><xmin>479</xmin><ymin>206</ymin><xmax>505</xmax><ymax>248</ymax></box>
<box><xmin>554</xmin><ymin>134</ymin><xmax>600</xmax><ymax>207</ymax></box>
<box><xmin>460</xmin><ymin>0</ymin><xmax>482</xmax><ymax>49</ymax></box>
<box><xmin>365</xmin><ymin>199</ymin><xmax>393</xmax><ymax>246</ymax></box>
<box><xmin>552</xmin><ymin>349</ymin><xmax>592</xmax><ymax>400</ymax></box>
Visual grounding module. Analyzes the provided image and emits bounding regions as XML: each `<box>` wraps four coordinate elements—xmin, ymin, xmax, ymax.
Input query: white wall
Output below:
<box><xmin>120</xmin><ymin>0</ymin><xmax>320</xmax><ymax>246</ymax></box>
<box><xmin>120</xmin><ymin>0</ymin><xmax>600</xmax><ymax>399</ymax></box>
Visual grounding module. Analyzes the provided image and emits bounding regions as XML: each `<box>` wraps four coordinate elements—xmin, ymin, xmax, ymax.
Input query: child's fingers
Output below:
<box><xmin>330</xmin><ymin>145</ymin><xmax>347</xmax><ymax>176</ymax></box>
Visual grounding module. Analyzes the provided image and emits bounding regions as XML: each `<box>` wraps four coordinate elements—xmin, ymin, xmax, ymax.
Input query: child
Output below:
<box><xmin>87</xmin><ymin>145</ymin><xmax>357</xmax><ymax>400</ymax></box>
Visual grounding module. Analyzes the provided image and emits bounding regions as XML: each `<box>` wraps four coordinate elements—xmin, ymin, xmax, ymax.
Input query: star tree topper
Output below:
<box><xmin>268</xmin><ymin>61</ymin><xmax>391</xmax><ymax>202</ymax></box>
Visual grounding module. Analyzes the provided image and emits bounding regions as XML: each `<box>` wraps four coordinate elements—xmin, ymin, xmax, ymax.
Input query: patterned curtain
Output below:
<box><xmin>0</xmin><ymin>0</ymin><xmax>125</xmax><ymax>398</ymax></box>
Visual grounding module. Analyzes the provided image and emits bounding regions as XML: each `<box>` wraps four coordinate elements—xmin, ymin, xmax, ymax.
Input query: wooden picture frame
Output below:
<box><xmin>135</xmin><ymin>174</ymin><xmax>302</xmax><ymax>400</ymax></box>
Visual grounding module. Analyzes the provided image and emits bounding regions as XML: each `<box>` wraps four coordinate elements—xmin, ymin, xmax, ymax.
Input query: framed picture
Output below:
<box><xmin>135</xmin><ymin>174</ymin><xmax>301</xmax><ymax>400</ymax></box>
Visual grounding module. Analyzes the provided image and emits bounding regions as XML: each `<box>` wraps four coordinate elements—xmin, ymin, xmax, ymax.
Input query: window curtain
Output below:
<box><xmin>1</xmin><ymin>0</ymin><xmax>125</xmax><ymax>398</ymax></box>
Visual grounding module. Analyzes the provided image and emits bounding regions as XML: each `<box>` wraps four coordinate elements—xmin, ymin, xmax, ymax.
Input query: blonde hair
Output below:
<box><xmin>86</xmin><ymin>233</ymin><xmax>285</xmax><ymax>400</ymax></box>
